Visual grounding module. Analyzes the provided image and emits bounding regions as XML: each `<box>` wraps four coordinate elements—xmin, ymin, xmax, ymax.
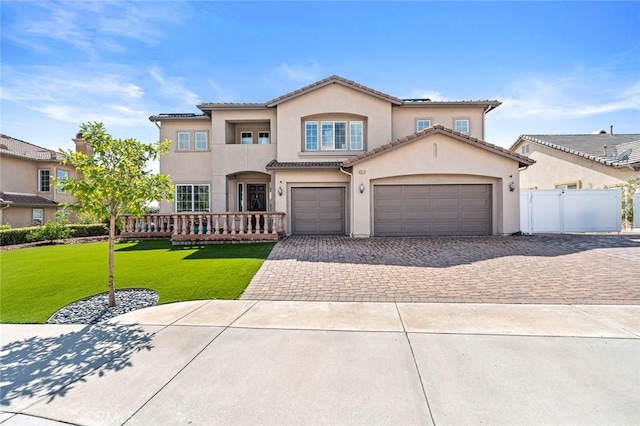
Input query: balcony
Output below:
<box><xmin>120</xmin><ymin>212</ymin><xmax>285</xmax><ymax>244</ymax></box>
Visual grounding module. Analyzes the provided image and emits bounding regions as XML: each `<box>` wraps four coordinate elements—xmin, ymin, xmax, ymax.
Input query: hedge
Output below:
<box><xmin>0</xmin><ymin>223</ymin><xmax>109</xmax><ymax>246</ymax></box>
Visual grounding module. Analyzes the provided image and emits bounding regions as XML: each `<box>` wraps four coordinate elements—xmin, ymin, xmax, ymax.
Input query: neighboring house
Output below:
<box><xmin>510</xmin><ymin>132</ymin><xmax>640</xmax><ymax>190</ymax></box>
<box><xmin>151</xmin><ymin>75</ymin><xmax>533</xmax><ymax>237</ymax></box>
<box><xmin>0</xmin><ymin>134</ymin><xmax>80</xmax><ymax>228</ymax></box>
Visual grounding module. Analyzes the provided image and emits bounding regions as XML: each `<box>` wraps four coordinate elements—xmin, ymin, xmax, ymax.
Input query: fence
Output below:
<box><xmin>520</xmin><ymin>189</ymin><xmax>622</xmax><ymax>234</ymax></box>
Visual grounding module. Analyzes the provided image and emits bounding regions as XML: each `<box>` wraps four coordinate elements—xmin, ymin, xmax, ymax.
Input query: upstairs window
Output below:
<box><xmin>321</xmin><ymin>121</ymin><xmax>347</xmax><ymax>150</ymax></box>
<box><xmin>306</xmin><ymin>119</ymin><xmax>364</xmax><ymax>151</ymax></box>
<box><xmin>416</xmin><ymin>119</ymin><xmax>431</xmax><ymax>132</ymax></box>
<box><xmin>195</xmin><ymin>132</ymin><xmax>208</xmax><ymax>150</ymax></box>
<box><xmin>350</xmin><ymin>122</ymin><xmax>363</xmax><ymax>150</ymax></box>
<box><xmin>241</xmin><ymin>132</ymin><xmax>253</xmax><ymax>145</ymax></box>
<box><xmin>454</xmin><ymin>119</ymin><xmax>469</xmax><ymax>134</ymax></box>
<box><xmin>258</xmin><ymin>131</ymin><xmax>270</xmax><ymax>144</ymax></box>
<box><xmin>56</xmin><ymin>169</ymin><xmax>69</xmax><ymax>193</ymax></box>
<box><xmin>305</xmin><ymin>122</ymin><xmax>318</xmax><ymax>150</ymax></box>
<box><xmin>177</xmin><ymin>132</ymin><xmax>190</xmax><ymax>150</ymax></box>
<box><xmin>175</xmin><ymin>184</ymin><xmax>210</xmax><ymax>212</ymax></box>
<box><xmin>38</xmin><ymin>169</ymin><xmax>51</xmax><ymax>192</ymax></box>
<box><xmin>521</xmin><ymin>144</ymin><xmax>530</xmax><ymax>154</ymax></box>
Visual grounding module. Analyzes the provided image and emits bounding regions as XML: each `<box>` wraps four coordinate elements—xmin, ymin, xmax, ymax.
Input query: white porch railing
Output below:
<box><xmin>120</xmin><ymin>212</ymin><xmax>285</xmax><ymax>242</ymax></box>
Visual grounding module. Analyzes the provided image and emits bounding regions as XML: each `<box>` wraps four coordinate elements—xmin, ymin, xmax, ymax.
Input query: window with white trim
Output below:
<box><xmin>305</xmin><ymin>122</ymin><xmax>318</xmax><ymax>150</ymax></box>
<box><xmin>454</xmin><ymin>119</ymin><xmax>469</xmax><ymax>134</ymax></box>
<box><xmin>56</xmin><ymin>169</ymin><xmax>69</xmax><ymax>193</ymax></box>
<box><xmin>521</xmin><ymin>144</ymin><xmax>530</xmax><ymax>154</ymax></box>
<box><xmin>177</xmin><ymin>132</ymin><xmax>190</xmax><ymax>150</ymax></box>
<box><xmin>306</xmin><ymin>120</ymin><xmax>363</xmax><ymax>151</ymax></box>
<box><xmin>350</xmin><ymin>121</ymin><xmax>363</xmax><ymax>150</ymax></box>
<box><xmin>175</xmin><ymin>184</ymin><xmax>210</xmax><ymax>212</ymax></box>
<box><xmin>38</xmin><ymin>169</ymin><xmax>51</xmax><ymax>192</ymax></box>
<box><xmin>241</xmin><ymin>132</ymin><xmax>253</xmax><ymax>145</ymax></box>
<box><xmin>258</xmin><ymin>131</ymin><xmax>270</xmax><ymax>144</ymax></box>
<box><xmin>32</xmin><ymin>208</ymin><xmax>44</xmax><ymax>225</ymax></box>
<box><xmin>416</xmin><ymin>119</ymin><xmax>431</xmax><ymax>132</ymax></box>
<box><xmin>194</xmin><ymin>132</ymin><xmax>208</xmax><ymax>150</ymax></box>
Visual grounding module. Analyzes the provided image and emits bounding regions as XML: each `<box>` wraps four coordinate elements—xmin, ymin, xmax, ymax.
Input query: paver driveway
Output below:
<box><xmin>241</xmin><ymin>234</ymin><xmax>640</xmax><ymax>304</ymax></box>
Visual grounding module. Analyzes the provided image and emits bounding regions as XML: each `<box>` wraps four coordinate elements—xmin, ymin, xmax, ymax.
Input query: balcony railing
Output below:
<box><xmin>120</xmin><ymin>212</ymin><xmax>285</xmax><ymax>243</ymax></box>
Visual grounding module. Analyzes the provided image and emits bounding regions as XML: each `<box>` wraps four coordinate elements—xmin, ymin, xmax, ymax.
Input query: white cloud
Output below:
<box><xmin>149</xmin><ymin>67</ymin><xmax>201</xmax><ymax>107</ymax></box>
<box><xmin>3</xmin><ymin>1</ymin><xmax>186</xmax><ymax>56</ymax></box>
<box><xmin>402</xmin><ymin>89</ymin><xmax>447</xmax><ymax>101</ymax></box>
<box><xmin>274</xmin><ymin>62</ymin><xmax>321</xmax><ymax>82</ymax></box>
<box><xmin>495</xmin><ymin>71</ymin><xmax>640</xmax><ymax>120</ymax></box>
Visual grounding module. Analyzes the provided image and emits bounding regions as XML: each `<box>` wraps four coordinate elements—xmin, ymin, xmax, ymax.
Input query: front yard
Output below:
<box><xmin>0</xmin><ymin>240</ymin><xmax>275</xmax><ymax>323</ymax></box>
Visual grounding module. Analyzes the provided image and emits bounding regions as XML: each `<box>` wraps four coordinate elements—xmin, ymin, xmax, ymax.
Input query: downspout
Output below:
<box><xmin>339</xmin><ymin>166</ymin><xmax>354</xmax><ymax>237</ymax></box>
<box><xmin>482</xmin><ymin>104</ymin><xmax>492</xmax><ymax>140</ymax></box>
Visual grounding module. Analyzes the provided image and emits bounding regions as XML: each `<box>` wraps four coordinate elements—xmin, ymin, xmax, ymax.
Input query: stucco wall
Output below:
<box><xmin>1</xmin><ymin>206</ymin><xmax>57</xmax><ymax>228</ymax></box>
<box><xmin>391</xmin><ymin>106</ymin><xmax>485</xmax><ymax>141</ymax></box>
<box><xmin>275</xmin><ymin>84</ymin><xmax>393</xmax><ymax>161</ymax></box>
<box><xmin>350</xmin><ymin>133</ymin><xmax>520</xmax><ymax>236</ymax></box>
<box><xmin>513</xmin><ymin>142</ymin><xmax>638</xmax><ymax>189</ymax></box>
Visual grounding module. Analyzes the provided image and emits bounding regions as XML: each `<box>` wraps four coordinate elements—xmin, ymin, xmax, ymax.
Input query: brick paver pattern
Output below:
<box><xmin>241</xmin><ymin>235</ymin><xmax>640</xmax><ymax>304</ymax></box>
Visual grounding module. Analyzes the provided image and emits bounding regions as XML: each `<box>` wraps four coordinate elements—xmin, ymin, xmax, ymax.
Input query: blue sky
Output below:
<box><xmin>1</xmin><ymin>0</ymin><xmax>639</xmax><ymax>154</ymax></box>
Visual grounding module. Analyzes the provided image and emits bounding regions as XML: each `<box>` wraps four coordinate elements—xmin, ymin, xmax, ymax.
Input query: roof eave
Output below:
<box><xmin>344</xmin><ymin>125</ymin><xmax>533</xmax><ymax>168</ymax></box>
<box><xmin>197</xmin><ymin>103</ymin><xmax>268</xmax><ymax>111</ymax></box>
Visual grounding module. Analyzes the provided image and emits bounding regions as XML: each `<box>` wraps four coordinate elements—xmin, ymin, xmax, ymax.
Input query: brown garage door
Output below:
<box><xmin>374</xmin><ymin>184</ymin><xmax>491</xmax><ymax>236</ymax></box>
<box><xmin>291</xmin><ymin>187</ymin><xmax>345</xmax><ymax>235</ymax></box>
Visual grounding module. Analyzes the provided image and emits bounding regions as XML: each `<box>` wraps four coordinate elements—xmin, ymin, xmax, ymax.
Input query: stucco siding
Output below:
<box><xmin>517</xmin><ymin>144</ymin><xmax>637</xmax><ymax>189</ymax></box>
<box><xmin>392</xmin><ymin>107</ymin><xmax>485</xmax><ymax>140</ymax></box>
<box><xmin>350</xmin><ymin>133</ymin><xmax>520</xmax><ymax>236</ymax></box>
<box><xmin>275</xmin><ymin>84</ymin><xmax>393</xmax><ymax>161</ymax></box>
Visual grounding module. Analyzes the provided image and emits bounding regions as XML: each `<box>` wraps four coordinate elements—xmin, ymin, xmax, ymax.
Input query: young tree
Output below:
<box><xmin>59</xmin><ymin>122</ymin><xmax>173</xmax><ymax>307</ymax></box>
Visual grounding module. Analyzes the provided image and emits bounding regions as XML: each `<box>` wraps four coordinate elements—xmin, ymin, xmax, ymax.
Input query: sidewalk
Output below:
<box><xmin>1</xmin><ymin>300</ymin><xmax>639</xmax><ymax>425</ymax></box>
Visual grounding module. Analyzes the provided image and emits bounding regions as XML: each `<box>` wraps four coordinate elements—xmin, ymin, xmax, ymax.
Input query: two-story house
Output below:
<box><xmin>150</xmin><ymin>75</ymin><xmax>533</xmax><ymax>238</ymax></box>
<box><xmin>0</xmin><ymin>134</ymin><xmax>80</xmax><ymax>228</ymax></box>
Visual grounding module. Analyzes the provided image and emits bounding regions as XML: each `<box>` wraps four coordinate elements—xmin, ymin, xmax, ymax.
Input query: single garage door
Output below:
<box><xmin>291</xmin><ymin>187</ymin><xmax>345</xmax><ymax>235</ymax></box>
<box><xmin>374</xmin><ymin>184</ymin><xmax>491</xmax><ymax>236</ymax></box>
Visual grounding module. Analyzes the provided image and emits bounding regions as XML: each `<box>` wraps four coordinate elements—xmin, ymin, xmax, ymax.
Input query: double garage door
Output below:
<box><xmin>374</xmin><ymin>184</ymin><xmax>492</xmax><ymax>236</ymax></box>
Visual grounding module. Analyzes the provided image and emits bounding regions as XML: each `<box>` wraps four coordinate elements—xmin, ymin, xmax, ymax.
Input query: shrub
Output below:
<box><xmin>26</xmin><ymin>221</ymin><xmax>73</xmax><ymax>243</ymax></box>
<box><xmin>0</xmin><ymin>224</ymin><xmax>11</xmax><ymax>231</ymax></box>
<box><xmin>0</xmin><ymin>227</ymin><xmax>36</xmax><ymax>246</ymax></box>
<box><xmin>68</xmin><ymin>224</ymin><xmax>109</xmax><ymax>237</ymax></box>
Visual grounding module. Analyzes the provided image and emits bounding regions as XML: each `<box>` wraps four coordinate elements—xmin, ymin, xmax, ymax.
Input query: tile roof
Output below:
<box><xmin>342</xmin><ymin>125</ymin><xmax>534</xmax><ymax>168</ymax></box>
<box><xmin>0</xmin><ymin>134</ymin><xmax>61</xmax><ymax>161</ymax></box>
<box><xmin>196</xmin><ymin>103</ymin><xmax>267</xmax><ymax>111</ymax></box>
<box><xmin>266</xmin><ymin>75</ymin><xmax>404</xmax><ymax>107</ymax></box>
<box><xmin>515</xmin><ymin>134</ymin><xmax>640</xmax><ymax>169</ymax></box>
<box><xmin>149</xmin><ymin>113</ymin><xmax>210</xmax><ymax>122</ymax></box>
<box><xmin>0</xmin><ymin>192</ymin><xmax>58</xmax><ymax>207</ymax></box>
<box><xmin>399</xmin><ymin>99</ymin><xmax>502</xmax><ymax>112</ymax></box>
<box><xmin>266</xmin><ymin>160</ymin><xmax>343</xmax><ymax>170</ymax></box>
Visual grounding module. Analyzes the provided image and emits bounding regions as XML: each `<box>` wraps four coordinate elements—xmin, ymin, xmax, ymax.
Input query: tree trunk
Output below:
<box><xmin>108</xmin><ymin>215</ymin><xmax>116</xmax><ymax>307</ymax></box>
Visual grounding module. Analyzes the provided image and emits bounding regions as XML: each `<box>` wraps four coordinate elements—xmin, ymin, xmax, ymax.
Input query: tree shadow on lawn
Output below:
<box><xmin>114</xmin><ymin>240</ymin><xmax>275</xmax><ymax>260</ymax></box>
<box><xmin>0</xmin><ymin>324</ymin><xmax>154</xmax><ymax>407</ymax></box>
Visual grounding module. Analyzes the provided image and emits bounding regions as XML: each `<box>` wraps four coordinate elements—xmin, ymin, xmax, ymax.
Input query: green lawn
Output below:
<box><xmin>0</xmin><ymin>240</ymin><xmax>275</xmax><ymax>324</ymax></box>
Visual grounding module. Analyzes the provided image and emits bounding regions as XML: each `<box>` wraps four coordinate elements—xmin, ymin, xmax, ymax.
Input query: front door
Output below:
<box><xmin>247</xmin><ymin>184</ymin><xmax>266</xmax><ymax>211</ymax></box>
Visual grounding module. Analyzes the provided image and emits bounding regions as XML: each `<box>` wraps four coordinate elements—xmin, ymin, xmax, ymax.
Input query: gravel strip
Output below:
<box><xmin>48</xmin><ymin>289</ymin><xmax>159</xmax><ymax>324</ymax></box>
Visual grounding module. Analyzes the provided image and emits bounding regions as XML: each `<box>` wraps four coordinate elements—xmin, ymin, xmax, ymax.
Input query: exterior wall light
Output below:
<box><xmin>509</xmin><ymin>181</ymin><xmax>516</xmax><ymax>192</ymax></box>
<box><xmin>359</xmin><ymin>183</ymin><xmax>365</xmax><ymax>194</ymax></box>
<box><xmin>278</xmin><ymin>186</ymin><xmax>283</xmax><ymax>196</ymax></box>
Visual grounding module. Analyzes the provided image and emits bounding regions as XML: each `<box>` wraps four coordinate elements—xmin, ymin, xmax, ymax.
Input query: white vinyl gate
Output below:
<box><xmin>520</xmin><ymin>189</ymin><xmax>622</xmax><ymax>234</ymax></box>
<box><xmin>635</xmin><ymin>193</ymin><xmax>640</xmax><ymax>229</ymax></box>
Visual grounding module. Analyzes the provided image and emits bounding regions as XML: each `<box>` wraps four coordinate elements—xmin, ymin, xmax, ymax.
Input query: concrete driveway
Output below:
<box><xmin>242</xmin><ymin>234</ymin><xmax>640</xmax><ymax>304</ymax></box>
